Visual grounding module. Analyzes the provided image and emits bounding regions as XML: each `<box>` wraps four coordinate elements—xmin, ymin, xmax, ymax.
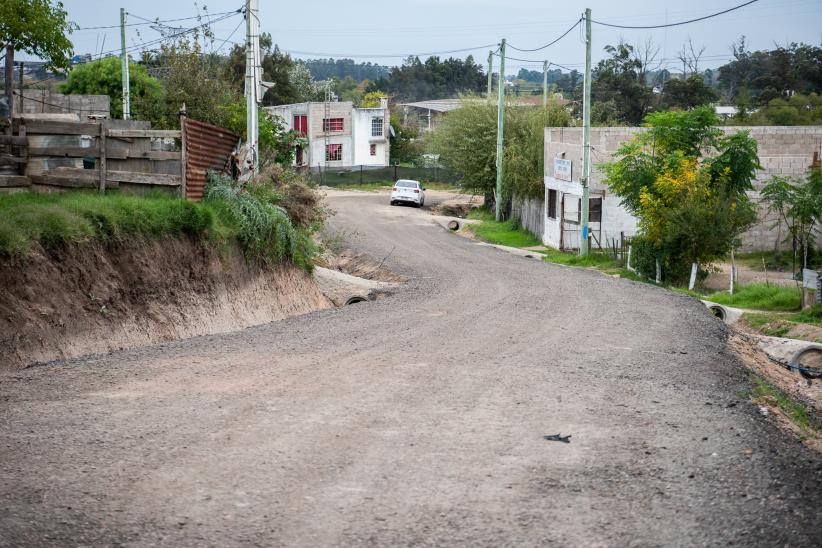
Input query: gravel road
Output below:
<box><xmin>2</xmin><ymin>190</ymin><xmax>821</xmax><ymax>546</ymax></box>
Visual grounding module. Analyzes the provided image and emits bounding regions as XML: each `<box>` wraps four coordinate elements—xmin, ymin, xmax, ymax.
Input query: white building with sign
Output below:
<box><xmin>543</xmin><ymin>128</ymin><xmax>638</xmax><ymax>251</ymax></box>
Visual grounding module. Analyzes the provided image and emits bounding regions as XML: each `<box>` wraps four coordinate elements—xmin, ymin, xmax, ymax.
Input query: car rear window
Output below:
<box><xmin>396</xmin><ymin>180</ymin><xmax>419</xmax><ymax>188</ymax></box>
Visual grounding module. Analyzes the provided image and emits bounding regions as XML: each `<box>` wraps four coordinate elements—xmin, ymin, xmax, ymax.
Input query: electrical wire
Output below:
<box><xmin>75</xmin><ymin>8</ymin><xmax>243</xmax><ymax>31</ymax></box>
<box><xmin>507</xmin><ymin>18</ymin><xmax>582</xmax><ymax>52</ymax></box>
<box><xmin>11</xmin><ymin>89</ymin><xmax>109</xmax><ymax>113</ymax></box>
<box><xmin>283</xmin><ymin>43</ymin><xmax>499</xmax><ymax>60</ymax></box>
<box><xmin>214</xmin><ymin>17</ymin><xmax>245</xmax><ymax>54</ymax></box>
<box><xmin>494</xmin><ymin>52</ymin><xmax>577</xmax><ymax>73</ymax></box>
<box><xmin>591</xmin><ymin>0</ymin><xmax>760</xmax><ymax>29</ymax></box>
<box><xmin>78</xmin><ymin>11</ymin><xmax>242</xmax><ymax>59</ymax></box>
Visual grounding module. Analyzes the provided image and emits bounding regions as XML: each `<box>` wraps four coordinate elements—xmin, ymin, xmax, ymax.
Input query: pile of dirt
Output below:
<box><xmin>320</xmin><ymin>249</ymin><xmax>407</xmax><ymax>283</ymax></box>
<box><xmin>432</xmin><ymin>196</ymin><xmax>484</xmax><ymax>218</ymax></box>
<box><xmin>0</xmin><ymin>239</ymin><xmax>333</xmax><ymax>369</ymax></box>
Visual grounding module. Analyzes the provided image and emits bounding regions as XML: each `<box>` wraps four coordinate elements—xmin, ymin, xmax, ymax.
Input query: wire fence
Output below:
<box><xmin>306</xmin><ymin>165</ymin><xmax>461</xmax><ymax>187</ymax></box>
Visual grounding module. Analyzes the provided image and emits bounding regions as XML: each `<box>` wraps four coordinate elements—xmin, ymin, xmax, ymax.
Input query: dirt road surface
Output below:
<box><xmin>2</xmin><ymin>190</ymin><xmax>821</xmax><ymax>546</ymax></box>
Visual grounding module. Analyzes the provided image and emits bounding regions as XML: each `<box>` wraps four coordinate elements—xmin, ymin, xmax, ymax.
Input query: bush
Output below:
<box><xmin>205</xmin><ymin>172</ymin><xmax>317</xmax><ymax>270</ymax></box>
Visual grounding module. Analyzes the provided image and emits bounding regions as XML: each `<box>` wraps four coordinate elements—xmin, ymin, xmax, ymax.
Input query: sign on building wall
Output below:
<box><xmin>554</xmin><ymin>158</ymin><xmax>572</xmax><ymax>182</ymax></box>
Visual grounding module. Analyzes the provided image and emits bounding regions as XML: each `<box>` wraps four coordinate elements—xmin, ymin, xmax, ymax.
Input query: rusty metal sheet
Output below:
<box><xmin>183</xmin><ymin>118</ymin><xmax>239</xmax><ymax>201</ymax></box>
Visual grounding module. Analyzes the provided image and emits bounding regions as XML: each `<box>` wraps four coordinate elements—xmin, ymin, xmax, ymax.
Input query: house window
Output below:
<box><xmin>547</xmin><ymin>189</ymin><xmax>557</xmax><ymax>219</ymax></box>
<box><xmin>293</xmin><ymin>114</ymin><xmax>308</xmax><ymax>135</ymax></box>
<box><xmin>370</xmin><ymin>144</ymin><xmax>377</xmax><ymax>156</ymax></box>
<box><xmin>589</xmin><ymin>197</ymin><xmax>602</xmax><ymax>223</ymax></box>
<box><xmin>326</xmin><ymin>143</ymin><xmax>343</xmax><ymax>162</ymax></box>
<box><xmin>323</xmin><ymin>118</ymin><xmax>344</xmax><ymax>132</ymax></box>
<box><xmin>371</xmin><ymin>117</ymin><xmax>383</xmax><ymax>137</ymax></box>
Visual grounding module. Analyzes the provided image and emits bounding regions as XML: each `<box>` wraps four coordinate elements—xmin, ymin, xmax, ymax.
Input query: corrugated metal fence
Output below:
<box><xmin>182</xmin><ymin>118</ymin><xmax>239</xmax><ymax>201</ymax></box>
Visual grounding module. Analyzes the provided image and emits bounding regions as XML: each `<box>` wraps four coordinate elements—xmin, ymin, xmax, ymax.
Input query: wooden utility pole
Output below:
<box><xmin>495</xmin><ymin>39</ymin><xmax>506</xmax><ymax>222</ymax></box>
<box><xmin>580</xmin><ymin>8</ymin><xmax>592</xmax><ymax>256</ymax></box>
<box><xmin>120</xmin><ymin>8</ymin><xmax>131</xmax><ymax>119</ymax></box>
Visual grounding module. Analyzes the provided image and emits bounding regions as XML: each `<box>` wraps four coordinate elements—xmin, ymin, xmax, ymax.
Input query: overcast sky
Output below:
<box><xmin>26</xmin><ymin>0</ymin><xmax>822</xmax><ymax>75</ymax></box>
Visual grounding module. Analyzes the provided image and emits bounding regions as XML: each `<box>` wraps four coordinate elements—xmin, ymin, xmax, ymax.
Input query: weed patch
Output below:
<box><xmin>704</xmin><ymin>283</ymin><xmax>802</xmax><ymax>311</ymax></box>
<box><xmin>465</xmin><ymin>209</ymin><xmax>543</xmax><ymax>248</ymax></box>
<box><xmin>748</xmin><ymin>375</ymin><xmax>819</xmax><ymax>435</ymax></box>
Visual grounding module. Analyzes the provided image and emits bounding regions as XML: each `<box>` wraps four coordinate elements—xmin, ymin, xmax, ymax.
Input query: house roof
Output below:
<box><xmin>398</xmin><ymin>99</ymin><xmax>464</xmax><ymax>113</ymax></box>
<box><xmin>399</xmin><ymin>94</ymin><xmax>571</xmax><ymax>112</ymax></box>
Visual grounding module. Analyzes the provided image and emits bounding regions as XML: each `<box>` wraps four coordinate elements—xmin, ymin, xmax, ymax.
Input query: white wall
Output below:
<box><xmin>352</xmin><ymin>108</ymin><xmax>389</xmax><ymax>167</ymax></box>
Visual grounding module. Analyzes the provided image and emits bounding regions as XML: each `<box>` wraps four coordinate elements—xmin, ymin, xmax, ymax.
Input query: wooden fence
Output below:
<box><xmin>0</xmin><ymin>116</ymin><xmax>239</xmax><ymax>200</ymax></box>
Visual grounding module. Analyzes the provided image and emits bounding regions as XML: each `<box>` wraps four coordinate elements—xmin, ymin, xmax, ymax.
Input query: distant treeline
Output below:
<box><xmin>301</xmin><ymin>58</ymin><xmax>389</xmax><ymax>82</ymax></box>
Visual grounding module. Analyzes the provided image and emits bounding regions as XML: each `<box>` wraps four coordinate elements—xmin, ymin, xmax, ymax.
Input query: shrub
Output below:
<box><xmin>204</xmin><ymin>172</ymin><xmax>317</xmax><ymax>270</ymax></box>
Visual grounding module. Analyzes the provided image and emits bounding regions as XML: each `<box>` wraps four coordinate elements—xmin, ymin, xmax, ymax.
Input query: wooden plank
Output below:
<box><xmin>106</xmin><ymin>129</ymin><xmax>180</xmax><ymax>139</ymax></box>
<box><xmin>128</xmin><ymin>150</ymin><xmax>181</xmax><ymax>161</ymax></box>
<box><xmin>0</xmin><ymin>135</ymin><xmax>27</xmax><ymax>146</ymax></box>
<box><xmin>28</xmin><ymin>146</ymin><xmax>102</xmax><ymax>158</ymax></box>
<box><xmin>106</xmin><ymin>170</ymin><xmax>181</xmax><ymax>186</ymax></box>
<box><xmin>0</xmin><ymin>154</ymin><xmax>27</xmax><ymax>164</ymax></box>
<box><xmin>21</xmin><ymin>120</ymin><xmax>101</xmax><ymax>136</ymax></box>
<box><xmin>0</xmin><ymin>175</ymin><xmax>31</xmax><ymax>187</ymax></box>
<box><xmin>99</xmin><ymin>119</ymin><xmax>107</xmax><ymax>193</ymax></box>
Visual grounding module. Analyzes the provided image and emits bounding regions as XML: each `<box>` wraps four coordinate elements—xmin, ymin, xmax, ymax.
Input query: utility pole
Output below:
<box><xmin>494</xmin><ymin>39</ymin><xmax>506</xmax><ymax>222</ymax></box>
<box><xmin>542</xmin><ymin>60</ymin><xmax>549</xmax><ymax>108</ymax></box>
<box><xmin>487</xmin><ymin>50</ymin><xmax>494</xmax><ymax>101</ymax></box>
<box><xmin>245</xmin><ymin>0</ymin><xmax>260</xmax><ymax>171</ymax></box>
<box><xmin>580</xmin><ymin>8</ymin><xmax>592</xmax><ymax>256</ymax></box>
<box><xmin>120</xmin><ymin>8</ymin><xmax>130</xmax><ymax>120</ymax></box>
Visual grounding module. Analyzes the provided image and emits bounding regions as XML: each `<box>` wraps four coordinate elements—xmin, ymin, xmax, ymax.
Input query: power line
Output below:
<box><xmin>507</xmin><ymin>18</ymin><xmax>582</xmax><ymax>52</ymax></box>
<box><xmin>494</xmin><ymin>52</ymin><xmax>577</xmax><ymax>73</ymax></box>
<box><xmin>214</xmin><ymin>17</ymin><xmax>245</xmax><ymax>54</ymax></box>
<box><xmin>591</xmin><ymin>0</ymin><xmax>760</xmax><ymax>29</ymax></box>
<box><xmin>75</xmin><ymin>9</ymin><xmax>242</xmax><ymax>31</ymax></box>
<box><xmin>78</xmin><ymin>11</ymin><xmax>242</xmax><ymax>59</ymax></box>
<box><xmin>283</xmin><ymin>43</ymin><xmax>499</xmax><ymax>60</ymax></box>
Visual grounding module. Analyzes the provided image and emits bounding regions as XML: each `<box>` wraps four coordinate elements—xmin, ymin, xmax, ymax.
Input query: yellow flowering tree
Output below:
<box><xmin>603</xmin><ymin>107</ymin><xmax>759</xmax><ymax>283</ymax></box>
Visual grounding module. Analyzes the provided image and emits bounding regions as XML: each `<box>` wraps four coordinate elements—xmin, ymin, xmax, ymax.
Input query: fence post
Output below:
<box><xmin>179</xmin><ymin>106</ymin><xmax>187</xmax><ymax>199</ymax></box>
<box><xmin>98</xmin><ymin>120</ymin><xmax>107</xmax><ymax>194</ymax></box>
<box><xmin>360</xmin><ymin>164</ymin><xmax>363</xmax><ymax>185</ymax></box>
<box><xmin>394</xmin><ymin>163</ymin><xmax>398</xmax><ymax>181</ymax></box>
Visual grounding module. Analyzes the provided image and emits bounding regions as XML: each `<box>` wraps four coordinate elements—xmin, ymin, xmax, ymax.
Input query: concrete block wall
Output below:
<box><xmin>544</xmin><ymin>126</ymin><xmax>822</xmax><ymax>252</ymax></box>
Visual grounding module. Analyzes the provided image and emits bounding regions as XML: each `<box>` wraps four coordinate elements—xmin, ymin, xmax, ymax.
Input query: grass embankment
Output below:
<box><xmin>746</xmin><ymin>375</ymin><xmax>821</xmax><ymax>440</ymax></box>
<box><xmin>741</xmin><ymin>305</ymin><xmax>822</xmax><ymax>341</ymax></box>
<box><xmin>466</xmin><ymin>209</ymin><xmax>543</xmax><ymax>248</ymax></box>
<box><xmin>0</xmin><ymin>192</ymin><xmax>216</xmax><ymax>255</ymax></box>
<box><xmin>466</xmin><ymin>208</ymin><xmax>629</xmax><ymax>274</ymax></box>
<box><xmin>0</xmin><ymin>178</ymin><xmax>317</xmax><ymax>271</ymax></box>
<box><xmin>704</xmin><ymin>283</ymin><xmax>803</xmax><ymax>311</ymax></box>
<box><xmin>332</xmin><ymin>181</ymin><xmax>460</xmax><ymax>192</ymax></box>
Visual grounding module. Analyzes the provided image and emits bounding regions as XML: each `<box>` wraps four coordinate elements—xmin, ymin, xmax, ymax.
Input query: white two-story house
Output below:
<box><xmin>265</xmin><ymin>99</ymin><xmax>390</xmax><ymax>169</ymax></box>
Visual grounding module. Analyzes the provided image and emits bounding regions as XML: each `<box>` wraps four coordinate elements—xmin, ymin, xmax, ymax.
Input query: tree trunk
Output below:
<box><xmin>4</xmin><ymin>45</ymin><xmax>13</xmax><ymax>118</ymax></box>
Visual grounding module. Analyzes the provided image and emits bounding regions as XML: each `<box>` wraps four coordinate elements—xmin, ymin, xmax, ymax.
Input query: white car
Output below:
<box><xmin>390</xmin><ymin>179</ymin><xmax>426</xmax><ymax>207</ymax></box>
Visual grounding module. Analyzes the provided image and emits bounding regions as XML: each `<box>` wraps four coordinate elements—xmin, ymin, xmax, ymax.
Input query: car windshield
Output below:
<box><xmin>396</xmin><ymin>180</ymin><xmax>419</xmax><ymax>188</ymax></box>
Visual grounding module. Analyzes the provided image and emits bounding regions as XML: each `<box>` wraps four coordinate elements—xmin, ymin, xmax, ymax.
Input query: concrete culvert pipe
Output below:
<box><xmin>708</xmin><ymin>304</ymin><xmax>727</xmax><ymax>321</ymax></box>
<box><xmin>447</xmin><ymin>220</ymin><xmax>460</xmax><ymax>231</ymax></box>
<box><xmin>789</xmin><ymin>346</ymin><xmax>822</xmax><ymax>380</ymax></box>
<box><xmin>344</xmin><ymin>296</ymin><xmax>368</xmax><ymax>306</ymax></box>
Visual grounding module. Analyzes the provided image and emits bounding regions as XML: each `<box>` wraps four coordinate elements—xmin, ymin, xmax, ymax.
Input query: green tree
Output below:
<box><xmin>60</xmin><ymin>57</ymin><xmax>162</xmax><ymax>120</ymax></box>
<box><xmin>389</xmin><ymin>115</ymin><xmax>421</xmax><ymax>165</ymax></box>
<box><xmin>431</xmin><ymin>98</ymin><xmax>570</xmax><ymax>209</ymax></box>
<box><xmin>141</xmin><ymin>38</ymin><xmax>240</xmax><ymax>129</ymax></box>
<box><xmin>660</xmin><ymin>75</ymin><xmax>719</xmax><ymax>110</ymax></box>
<box><xmin>0</xmin><ymin>0</ymin><xmax>74</xmax><ymax>70</ymax></box>
<box><xmin>590</xmin><ymin>42</ymin><xmax>654</xmax><ymax>125</ymax></box>
<box><xmin>761</xmin><ymin>168</ymin><xmax>822</xmax><ymax>271</ymax></box>
<box><xmin>224</xmin><ymin>35</ymin><xmax>302</xmax><ymax>106</ymax></box>
<box><xmin>603</xmin><ymin>107</ymin><xmax>760</xmax><ymax>283</ymax></box>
